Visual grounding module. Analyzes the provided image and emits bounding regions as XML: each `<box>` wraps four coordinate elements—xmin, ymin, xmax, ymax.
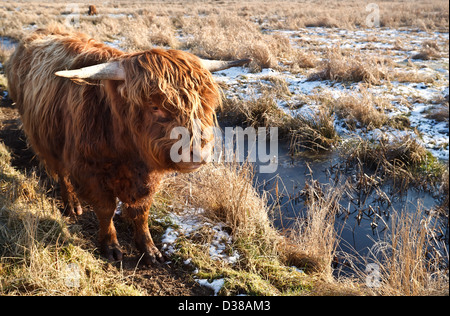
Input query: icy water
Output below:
<box><xmin>0</xmin><ymin>36</ymin><xmax>17</xmax><ymax>50</ymax></box>
<box><xmin>250</xmin><ymin>141</ymin><xmax>442</xmax><ymax>258</ymax></box>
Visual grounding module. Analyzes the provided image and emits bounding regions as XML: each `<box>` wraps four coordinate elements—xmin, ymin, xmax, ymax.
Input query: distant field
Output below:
<box><xmin>0</xmin><ymin>0</ymin><xmax>448</xmax><ymax>296</ymax></box>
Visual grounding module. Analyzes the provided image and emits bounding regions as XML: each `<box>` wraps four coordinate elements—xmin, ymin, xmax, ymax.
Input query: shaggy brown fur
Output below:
<box><xmin>88</xmin><ymin>5</ymin><xmax>98</xmax><ymax>16</ymax></box>
<box><xmin>5</xmin><ymin>25</ymin><xmax>220</xmax><ymax>265</ymax></box>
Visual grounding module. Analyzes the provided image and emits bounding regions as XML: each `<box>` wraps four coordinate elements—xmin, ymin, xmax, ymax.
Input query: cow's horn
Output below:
<box><xmin>200</xmin><ymin>58</ymin><xmax>252</xmax><ymax>72</ymax></box>
<box><xmin>55</xmin><ymin>61</ymin><xmax>125</xmax><ymax>80</ymax></box>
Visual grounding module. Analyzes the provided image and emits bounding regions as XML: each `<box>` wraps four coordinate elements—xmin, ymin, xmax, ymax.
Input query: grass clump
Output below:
<box><xmin>220</xmin><ymin>91</ymin><xmax>295</xmax><ymax>140</ymax></box>
<box><xmin>289</xmin><ymin>107</ymin><xmax>340</xmax><ymax>154</ymax></box>
<box><xmin>358</xmin><ymin>211</ymin><xmax>448</xmax><ymax>296</ymax></box>
<box><xmin>308</xmin><ymin>46</ymin><xmax>390</xmax><ymax>85</ymax></box>
<box><xmin>220</xmin><ymin>92</ymin><xmax>339</xmax><ymax>155</ymax></box>
<box><xmin>411</xmin><ymin>40</ymin><xmax>442</xmax><ymax>60</ymax></box>
<box><xmin>341</xmin><ymin>134</ymin><xmax>447</xmax><ymax>190</ymax></box>
<box><xmin>158</xmin><ymin>162</ymin><xmax>333</xmax><ymax>295</ymax></box>
<box><xmin>331</xmin><ymin>86</ymin><xmax>390</xmax><ymax>130</ymax></box>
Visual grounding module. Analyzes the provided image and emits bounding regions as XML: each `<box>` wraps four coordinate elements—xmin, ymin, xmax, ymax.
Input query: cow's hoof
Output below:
<box><xmin>62</xmin><ymin>205</ymin><xmax>83</xmax><ymax>217</ymax></box>
<box><xmin>75</xmin><ymin>204</ymin><xmax>83</xmax><ymax>216</ymax></box>
<box><xmin>101</xmin><ymin>242</ymin><xmax>123</xmax><ymax>262</ymax></box>
<box><xmin>141</xmin><ymin>246</ymin><xmax>164</xmax><ymax>266</ymax></box>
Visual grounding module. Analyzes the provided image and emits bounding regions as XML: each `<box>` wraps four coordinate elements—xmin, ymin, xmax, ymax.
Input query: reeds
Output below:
<box><xmin>360</xmin><ymin>210</ymin><xmax>448</xmax><ymax>296</ymax></box>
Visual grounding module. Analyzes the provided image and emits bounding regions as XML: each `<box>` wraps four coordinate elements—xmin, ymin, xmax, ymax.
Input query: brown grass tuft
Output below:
<box><xmin>308</xmin><ymin>46</ymin><xmax>390</xmax><ymax>85</ymax></box>
<box><xmin>289</xmin><ymin>107</ymin><xmax>339</xmax><ymax>154</ymax></box>
<box><xmin>286</xmin><ymin>180</ymin><xmax>341</xmax><ymax>277</ymax></box>
<box><xmin>331</xmin><ymin>86</ymin><xmax>390</xmax><ymax>130</ymax></box>
<box><xmin>341</xmin><ymin>134</ymin><xmax>446</xmax><ymax>191</ymax></box>
<box><xmin>365</xmin><ymin>211</ymin><xmax>449</xmax><ymax>296</ymax></box>
<box><xmin>412</xmin><ymin>40</ymin><xmax>442</xmax><ymax>60</ymax></box>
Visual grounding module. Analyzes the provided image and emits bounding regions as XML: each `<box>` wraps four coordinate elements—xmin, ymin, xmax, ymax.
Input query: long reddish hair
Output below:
<box><xmin>6</xmin><ymin>24</ymin><xmax>220</xmax><ymax>181</ymax></box>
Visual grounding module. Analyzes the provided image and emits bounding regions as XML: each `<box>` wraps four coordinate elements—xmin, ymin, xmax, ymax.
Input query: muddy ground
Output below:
<box><xmin>0</xmin><ymin>89</ymin><xmax>212</xmax><ymax>296</ymax></box>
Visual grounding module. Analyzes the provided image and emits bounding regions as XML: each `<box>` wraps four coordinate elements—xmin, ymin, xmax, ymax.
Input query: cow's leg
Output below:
<box><xmin>96</xmin><ymin>202</ymin><xmax>123</xmax><ymax>262</ymax></box>
<box><xmin>59</xmin><ymin>174</ymin><xmax>83</xmax><ymax>216</ymax></box>
<box><xmin>77</xmin><ymin>176</ymin><xmax>123</xmax><ymax>262</ymax></box>
<box><xmin>125</xmin><ymin>203</ymin><xmax>163</xmax><ymax>265</ymax></box>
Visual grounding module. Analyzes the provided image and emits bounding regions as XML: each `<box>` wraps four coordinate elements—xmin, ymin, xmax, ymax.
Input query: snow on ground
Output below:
<box><xmin>160</xmin><ymin>207</ymin><xmax>240</xmax><ymax>264</ymax></box>
<box><xmin>213</xmin><ymin>27</ymin><xmax>449</xmax><ymax>160</ymax></box>
<box><xmin>158</xmin><ymin>207</ymin><xmax>240</xmax><ymax>295</ymax></box>
<box><xmin>196</xmin><ymin>278</ymin><xmax>225</xmax><ymax>296</ymax></box>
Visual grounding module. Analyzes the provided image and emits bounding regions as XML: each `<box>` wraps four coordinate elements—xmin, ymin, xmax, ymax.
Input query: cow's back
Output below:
<box><xmin>6</xmin><ymin>26</ymin><xmax>123</xmax><ymax>174</ymax></box>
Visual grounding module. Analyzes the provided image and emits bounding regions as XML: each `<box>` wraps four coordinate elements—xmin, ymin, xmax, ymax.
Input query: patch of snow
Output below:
<box><xmin>107</xmin><ymin>13</ymin><xmax>133</xmax><ymax>19</ymax></box>
<box><xmin>104</xmin><ymin>38</ymin><xmax>125</xmax><ymax>50</ymax></box>
<box><xmin>195</xmin><ymin>278</ymin><xmax>225</xmax><ymax>296</ymax></box>
<box><xmin>160</xmin><ymin>208</ymin><xmax>240</xmax><ymax>264</ymax></box>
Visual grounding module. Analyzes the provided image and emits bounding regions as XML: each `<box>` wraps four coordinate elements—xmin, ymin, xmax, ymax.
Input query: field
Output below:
<box><xmin>0</xmin><ymin>0</ymin><xmax>449</xmax><ymax>296</ymax></box>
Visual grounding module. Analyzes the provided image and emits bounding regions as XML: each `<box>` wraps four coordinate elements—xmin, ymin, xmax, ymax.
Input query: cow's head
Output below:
<box><xmin>55</xmin><ymin>50</ymin><xmax>250</xmax><ymax>172</ymax></box>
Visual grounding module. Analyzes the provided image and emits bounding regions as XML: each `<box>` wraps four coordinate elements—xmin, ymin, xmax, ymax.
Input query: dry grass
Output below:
<box><xmin>1</xmin><ymin>0</ymin><xmax>448</xmax><ymax>296</ymax></box>
<box><xmin>341</xmin><ymin>134</ymin><xmax>446</xmax><ymax>190</ymax></box>
<box><xmin>181</xmin><ymin>14</ymin><xmax>297</xmax><ymax>72</ymax></box>
<box><xmin>289</xmin><ymin>106</ymin><xmax>339</xmax><ymax>154</ymax></box>
<box><xmin>287</xmin><ymin>50</ymin><xmax>319</xmax><ymax>72</ymax></box>
<box><xmin>412</xmin><ymin>40</ymin><xmax>442</xmax><ymax>60</ymax></box>
<box><xmin>425</xmin><ymin>97</ymin><xmax>449</xmax><ymax>123</ymax></box>
<box><xmin>362</xmin><ymin>211</ymin><xmax>448</xmax><ymax>296</ymax></box>
<box><xmin>0</xmin><ymin>45</ymin><xmax>13</xmax><ymax>66</ymax></box>
<box><xmin>259</xmin><ymin>0</ymin><xmax>448</xmax><ymax>31</ymax></box>
<box><xmin>286</xmin><ymin>180</ymin><xmax>341</xmax><ymax>278</ymax></box>
<box><xmin>2</xmin><ymin>0</ymin><xmax>447</xmax><ymax>71</ymax></box>
<box><xmin>343</xmin><ymin>135</ymin><xmax>426</xmax><ymax>170</ymax></box>
<box><xmin>220</xmin><ymin>90</ymin><xmax>339</xmax><ymax>155</ymax></box>
<box><xmin>308</xmin><ymin>46</ymin><xmax>390</xmax><ymax>85</ymax></box>
<box><xmin>158</xmin><ymin>162</ymin><xmax>329</xmax><ymax>295</ymax></box>
<box><xmin>220</xmin><ymin>93</ymin><xmax>293</xmax><ymax>138</ymax></box>
<box><xmin>331</xmin><ymin>86</ymin><xmax>390</xmax><ymax>130</ymax></box>
<box><xmin>439</xmin><ymin>168</ymin><xmax>449</xmax><ymax>214</ymax></box>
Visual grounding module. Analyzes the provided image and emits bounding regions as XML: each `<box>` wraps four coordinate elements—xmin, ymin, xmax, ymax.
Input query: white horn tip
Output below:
<box><xmin>55</xmin><ymin>70</ymin><xmax>75</xmax><ymax>78</ymax></box>
<box><xmin>54</xmin><ymin>62</ymin><xmax>125</xmax><ymax>80</ymax></box>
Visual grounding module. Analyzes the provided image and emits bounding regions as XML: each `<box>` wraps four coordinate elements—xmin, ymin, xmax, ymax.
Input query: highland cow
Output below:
<box><xmin>88</xmin><ymin>5</ymin><xmax>98</xmax><ymax>16</ymax></box>
<box><xmin>5</xmin><ymin>26</ymin><xmax>250</xmax><ymax>265</ymax></box>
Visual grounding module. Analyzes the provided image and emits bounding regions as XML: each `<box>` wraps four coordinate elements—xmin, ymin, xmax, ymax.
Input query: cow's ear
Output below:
<box><xmin>104</xmin><ymin>79</ymin><xmax>128</xmax><ymax>101</ymax></box>
<box><xmin>55</xmin><ymin>61</ymin><xmax>125</xmax><ymax>81</ymax></box>
<box><xmin>116</xmin><ymin>81</ymin><xmax>128</xmax><ymax>99</ymax></box>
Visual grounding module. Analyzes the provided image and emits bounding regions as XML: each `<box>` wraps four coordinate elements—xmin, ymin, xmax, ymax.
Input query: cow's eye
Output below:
<box><xmin>151</xmin><ymin>106</ymin><xmax>159</xmax><ymax>111</ymax></box>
